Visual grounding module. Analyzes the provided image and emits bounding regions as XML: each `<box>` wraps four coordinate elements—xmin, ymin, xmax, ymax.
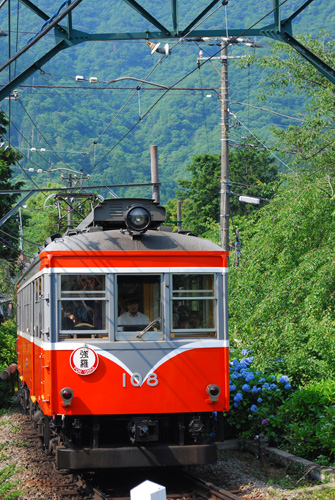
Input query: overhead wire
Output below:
<box><xmin>85</xmin><ymin>0</ymin><xmax>292</xmax><ymax>175</ymax></box>
<box><xmin>17</xmin><ymin>98</ymin><xmax>70</xmax><ymax>168</ymax></box>
<box><xmin>0</xmin><ymin>226</ymin><xmax>39</xmax><ymax>249</ymax></box>
<box><xmin>229</xmin><ymin>111</ymin><xmax>294</xmax><ymax>172</ymax></box>
<box><xmin>0</xmin><ymin>108</ymin><xmax>50</xmax><ymax>171</ymax></box>
<box><xmin>84</xmin><ymin>2</ymin><xmax>225</xmax><ymax>174</ymax></box>
<box><xmin>3</xmin><ymin>0</ymin><xmax>293</xmax><ymax>188</ymax></box>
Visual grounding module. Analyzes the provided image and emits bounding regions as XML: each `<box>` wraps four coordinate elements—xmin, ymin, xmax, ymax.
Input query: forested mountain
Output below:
<box><xmin>0</xmin><ymin>0</ymin><xmax>333</xmax><ymax>202</ymax></box>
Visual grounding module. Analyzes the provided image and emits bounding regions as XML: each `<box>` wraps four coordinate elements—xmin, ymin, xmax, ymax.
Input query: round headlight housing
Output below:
<box><xmin>126</xmin><ymin>206</ymin><xmax>151</xmax><ymax>232</ymax></box>
<box><xmin>60</xmin><ymin>387</ymin><xmax>74</xmax><ymax>405</ymax></box>
<box><xmin>206</xmin><ymin>384</ymin><xmax>221</xmax><ymax>402</ymax></box>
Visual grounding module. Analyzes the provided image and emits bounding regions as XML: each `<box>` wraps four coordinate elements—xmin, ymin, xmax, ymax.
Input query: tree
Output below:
<box><xmin>229</xmin><ymin>170</ymin><xmax>335</xmax><ymax>385</ymax></box>
<box><xmin>0</xmin><ymin>110</ymin><xmax>24</xmax><ymax>261</ymax></box>
<box><xmin>246</xmin><ymin>32</ymin><xmax>335</xmax><ymax>173</ymax></box>
<box><xmin>176</xmin><ymin>142</ymin><xmax>278</xmax><ymax>237</ymax></box>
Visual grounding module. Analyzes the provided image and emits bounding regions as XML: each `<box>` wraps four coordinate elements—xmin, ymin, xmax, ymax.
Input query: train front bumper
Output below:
<box><xmin>56</xmin><ymin>442</ymin><xmax>217</xmax><ymax>469</ymax></box>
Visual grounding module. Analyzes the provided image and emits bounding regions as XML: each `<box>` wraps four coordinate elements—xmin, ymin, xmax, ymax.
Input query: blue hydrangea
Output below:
<box><xmin>242</xmin><ymin>384</ymin><xmax>250</xmax><ymax>392</ymax></box>
<box><xmin>244</xmin><ymin>372</ymin><xmax>255</xmax><ymax>382</ymax></box>
<box><xmin>270</xmin><ymin>383</ymin><xmax>277</xmax><ymax>390</ymax></box>
<box><xmin>241</xmin><ymin>349</ymin><xmax>249</xmax><ymax>355</ymax></box>
<box><xmin>284</xmin><ymin>383</ymin><xmax>291</xmax><ymax>390</ymax></box>
<box><xmin>234</xmin><ymin>392</ymin><xmax>243</xmax><ymax>402</ymax></box>
<box><xmin>279</xmin><ymin>375</ymin><xmax>290</xmax><ymax>384</ymax></box>
<box><xmin>229</xmin><ymin>384</ymin><xmax>237</xmax><ymax>391</ymax></box>
<box><xmin>250</xmin><ymin>404</ymin><xmax>258</xmax><ymax>413</ymax></box>
<box><xmin>262</xmin><ymin>383</ymin><xmax>270</xmax><ymax>389</ymax></box>
<box><xmin>259</xmin><ymin>378</ymin><xmax>266</xmax><ymax>383</ymax></box>
<box><xmin>257</xmin><ymin>397</ymin><xmax>263</xmax><ymax>403</ymax></box>
<box><xmin>251</xmin><ymin>386</ymin><xmax>261</xmax><ymax>394</ymax></box>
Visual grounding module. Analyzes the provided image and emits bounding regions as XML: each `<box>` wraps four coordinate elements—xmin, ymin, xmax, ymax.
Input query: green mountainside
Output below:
<box><xmin>0</xmin><ymin>0</ymin><xmax>333</xmax><ymax>201</ymax></box>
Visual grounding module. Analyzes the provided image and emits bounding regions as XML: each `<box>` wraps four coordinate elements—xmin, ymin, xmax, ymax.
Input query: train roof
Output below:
<box><xmin>43</xmin><ymin>228</ymin><xmax>222</xmax><ymax>253</ymax></box>
<box><xmin>19</xmin><ymin>199</ymin><xmax>224</xmax><ymax>282</ymax></box>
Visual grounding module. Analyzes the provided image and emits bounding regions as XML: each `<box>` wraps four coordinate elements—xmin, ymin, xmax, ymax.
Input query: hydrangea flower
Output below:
<box><xmin>241</xmin><ymin>349</ymin><xmax>249</xmax><ymax>355</ymax></box>
<box><xmin>229</xmin><ymin>384</ymin><xmax>237</xmax><ymax>391</ymax></box>
<box><xmin>279</xmin><ymin>375</ymin><xmax>290</xmax><ymax>384</ymax></box>
<box><xmin>245</xmin><ymin>372</ymin><xmax>255</xmax><ymax>383</ymax></box>
<box><xmin>257</xmin><ymin>397</ymin><xmax>263</xmax><ymax>403</ymax></box>
<box><xmin>234</xmin><ymin>392</ymin><xmax>243</xmax><ymax>402</ymax></box>
<box><xmin>262</xmin><ymin>419</ymin><xmax>269</xmax><ymax>426</ymax></box>
<box><xmin>242</xmin><ymin>384</ymin><xmax>250</xmax><ymax>392</ymax></box>
<box><xmin>270</xmin><ymin>383</ymin><xmax>277</xmax><ymax>390</ymax></box>
<box><xmin>251</xmin><ymin>386</ymin><xmax>261</xmax><ymax>395</ymax></box>
<box><xmin>284</xmin><ymin>383</ymin><xmax>291</xmax><ymax>390</ymax></box>
<box><xmin>250</xmin><ymin>405</ymin><xmax>258</xmax><ymax>413</ymax></box>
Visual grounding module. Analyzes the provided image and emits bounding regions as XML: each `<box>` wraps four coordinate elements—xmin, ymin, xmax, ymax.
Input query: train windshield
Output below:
<box><xmin>171</xmin><ymin>273</ymin><xmax>217</xmax><ymax>338</ymax></box>
<box><xmin>116</xmin><ymin>274</ymin><xmax>163</xmax><ymax>341</ymax></box>
<box><xmin>59</xmin><ymin>274</ymin><xmax>108</xmax><ymax>339</ymax></box>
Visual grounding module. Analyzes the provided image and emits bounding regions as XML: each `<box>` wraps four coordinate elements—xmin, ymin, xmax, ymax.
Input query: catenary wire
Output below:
<box><xmin>17</xmin><ymin>98</ymin><xmax>70</xmax><ymax>168</ymax></box>
<box><xmin>229</xmin><ymin>111</ymin><xmax>294</xmax><ymax>172</ymax></box>
<box><xmin>86</xmin><ymin>0</ymin><xmax>292</xmax><ymax>174</ymax></box>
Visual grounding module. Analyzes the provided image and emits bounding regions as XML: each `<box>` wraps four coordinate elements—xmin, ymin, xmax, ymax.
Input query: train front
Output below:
<box><xmin>17</xmin><ymin>199</ymin><xmax>229</xmax><ymax>469</ymax></box>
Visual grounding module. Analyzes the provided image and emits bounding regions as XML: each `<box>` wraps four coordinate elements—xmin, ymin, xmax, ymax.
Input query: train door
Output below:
<box><xmin>21</xmin><ymin>282</ymin><xmax>34</xmax><ymax>391</ymax></box>
<box><xmin>34</xmin><ymin>277</ymin><xmax>44</xmax><ymax>397</ymax></box>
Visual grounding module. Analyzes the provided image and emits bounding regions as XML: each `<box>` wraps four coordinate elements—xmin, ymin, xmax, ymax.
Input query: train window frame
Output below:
<box><xmin>115</xmin><ymin>273</ymin><xmax>163</xmax><ymax>341</ymax></box>
<box><xmin>170</xmin><ymin>273</ymin><xmax>217</xmax><ymax>338</ymax></box>
<box><xmin>33</xmin><ymin>276</ymin><xmax>43</xmax><ymax>338</ymax></box>
<box><xmin>58</xmin><ymin>274</ymin><xmax>108</xmax><ymax>340</ymax></box>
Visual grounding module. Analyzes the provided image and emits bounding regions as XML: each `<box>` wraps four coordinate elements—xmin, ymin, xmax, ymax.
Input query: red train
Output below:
<box><xmin>17</xmin><ymin>198</ymin><xmax>229</xmax><ymax>469</ymax></box>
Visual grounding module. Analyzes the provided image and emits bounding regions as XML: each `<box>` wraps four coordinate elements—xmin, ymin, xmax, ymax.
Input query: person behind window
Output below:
<box><xmin>62</xmin><ymin>311</ymin><xmax>77</xmax><ymax>330</ymax></box>
<box><xmin>118</xmin><ymin>295</ymin><xmax>150</xmax><ymax>326</ymax></box>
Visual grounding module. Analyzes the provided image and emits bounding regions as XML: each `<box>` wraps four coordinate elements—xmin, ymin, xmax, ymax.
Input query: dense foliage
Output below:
<box><xmin>229</xmin><ymin>171</ymin><xmax>335</xmax><ymax>385</ymax></box>
<box><xmin>175</xmin><ymin>144</ymin><xmax>278</xmax><ymax>236</ymax></box>
<box><xmin>226</xmin><ymin>354</ymin><xmax>335</xmax><ymax>465</ymax></box>
<box><xmin>267</xmin><ymin>379</ymin><xmax>335</xmax><ymax>464</ymax></box>
<box><xmin>0</xmin><ymin>2</ymin><xmax>331</xmax><ymax>202</ymax></box>
<box><xmin>0</xmin><ymin>111</ymin><xmax>24</xmax><ymax>261</ymax></box>
<box><xmin>0</xmin><ymin>319</ymin><xmax>17</xmax><ymax>409</ymax></box>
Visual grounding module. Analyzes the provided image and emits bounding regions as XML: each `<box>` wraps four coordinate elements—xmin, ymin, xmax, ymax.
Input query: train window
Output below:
<box><xmin>171</xmin><ymin>274</ymin><xmax>217</xmax><ymax>338</ymax></box>
<box><xmin>33</xmin><ymin>277</ymin><xmax>43</xmax><ymax>338</ymax></box>
<box><xmin>116</xmin><ymin>274</ymin><xmax>163</xmax><ymax>340</ymax></box>
<box><xmin>59</xmin><ymin>274</ymin><xmax>108</xmax><ymax>339</ymax></box>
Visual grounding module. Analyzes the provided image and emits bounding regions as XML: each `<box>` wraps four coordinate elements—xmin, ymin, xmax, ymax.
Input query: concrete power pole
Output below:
<box><xmin>220</xmin><ymin>41</ymin><xmax>230</xmax><ymax>251</ymax></box>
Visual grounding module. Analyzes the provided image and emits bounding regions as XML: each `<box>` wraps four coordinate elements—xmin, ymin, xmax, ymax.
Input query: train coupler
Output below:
<box><xmin>128</xmin><ymin>417</ymin><xmax>159</xmax><ymax>444</ymax></box>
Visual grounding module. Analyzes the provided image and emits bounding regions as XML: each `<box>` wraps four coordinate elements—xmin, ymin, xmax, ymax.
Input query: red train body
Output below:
<box><xmin>17</xmin><ymin>199</ymin><xmax>229</xmax><ymax>469</ymax></box>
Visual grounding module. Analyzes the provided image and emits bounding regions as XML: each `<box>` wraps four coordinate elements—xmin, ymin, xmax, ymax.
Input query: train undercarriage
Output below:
<box><xmin>20</xmin><ymin>383</ymin><xmax>221</xmax><ymax>470</ymax></box>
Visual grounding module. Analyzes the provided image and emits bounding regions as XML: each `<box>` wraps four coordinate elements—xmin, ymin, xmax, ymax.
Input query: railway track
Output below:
<box><xmin>76</xmin><ymin>470</ymin><xmax>243</xmax><ymax>500</ymax></box>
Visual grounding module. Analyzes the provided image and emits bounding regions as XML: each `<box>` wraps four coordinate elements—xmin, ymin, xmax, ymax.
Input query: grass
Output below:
<box><xmin>0</xmin><ymin>464</ymin><xmax>24</xmax><ymax>500</ymax></box>
<box><xmin>291</xmin><ymin>487</ymin><xmax>335</xmax><ymax>500</ymax></box>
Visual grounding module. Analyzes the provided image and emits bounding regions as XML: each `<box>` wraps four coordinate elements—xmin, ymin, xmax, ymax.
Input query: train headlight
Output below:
<box><xmin>125</xmin><ymin>206</ymin><xmax>151</xmax><ymax>232</ymax></box>
<box><xmin>60</xmin><ymin>387</ymin><xmax>74</xmax><ymax>405</ymax></box>
<box><xmin>206</xmin><ymin>384</ymin><xmax>221</xmax><ymax>402</ymax></box>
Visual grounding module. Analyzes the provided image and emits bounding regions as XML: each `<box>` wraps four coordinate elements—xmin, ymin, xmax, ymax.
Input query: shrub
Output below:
<box><xmin>0</xmin><ymin>319</ymin><xmax>17</xmax><ymax>409</ymax></box>
<box><xmin>224</xmin><ymin>352</ymin><xmax>292</xmax><ymax>439</ymax></box>
<box><xmin>0</xmin><ymin>319</ymin><xmax>17</xmax><ymax>368</ymax></box>
<box><xmin>267</xmin><ymin>380</ymin><xmax>335</xmax><ymax>463</ymax></box>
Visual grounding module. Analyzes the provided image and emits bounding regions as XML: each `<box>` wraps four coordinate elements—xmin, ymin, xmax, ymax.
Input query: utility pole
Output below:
<box><xmin>60</xmin><ymin>173</ymin><xmax>73</xmax><ymax>229</ymax></box>
<box><xmin>220</xmin><ymin>41</ymin><xmax>229</xmax><ymax>251</ymax></box>
<box><xmin>196</xmin><ymin>36</ymin><xmax>260</xmax><ymax>346</ymax></box>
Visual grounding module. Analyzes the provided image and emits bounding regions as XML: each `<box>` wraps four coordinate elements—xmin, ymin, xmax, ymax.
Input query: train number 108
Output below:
<box><xmin>122</xmin><ymin>372</ymin><xmax>158</xmax><ymax>387</ymax></box>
